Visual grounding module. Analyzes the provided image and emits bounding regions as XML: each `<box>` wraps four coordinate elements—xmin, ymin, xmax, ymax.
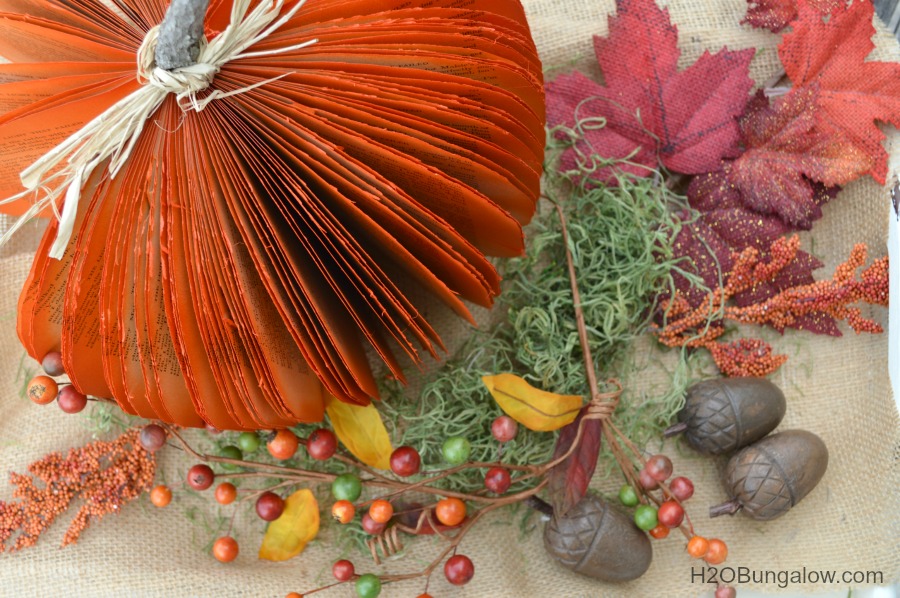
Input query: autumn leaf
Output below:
<box><xmin>482</xmin><ymin>374</ymin><xmax>583</xmax><ymax>432</ymax></box>
<box><xmin>743</xmin><ymin>0</ymin><xmax>842</xmax><ymax>33</ymax></box>
<box><xmin>779</xmin><ymin>0</ymin><xmax>900</xmax><ymax>184</ymax></box>
<box><xmin>259</xmin><ymin>489</ymin><xmax>320</xmax><ymax>562</ymax></box>
<box><xmin>715</xmin><ymin>88</ymin><xmax>866</xmax><ymax>228</ymax></box>
<box><xmin>546</xmin><ymin>406</ymin><xmax>602</xmax><ymax>517</ymax></box>
<box><xmin>546</xmin><ymin>0</ymin><xmax>754</xmax><ymax>182</ymax></box>
<box><xmin>669</xmin><ymin>172</ymin><xmax>840</xmax><ymax>335</ymax></box>
<box><xmin>325</xmin><ymin>397</ymin><xmax>393</xmax><ymax>470</ymax></box>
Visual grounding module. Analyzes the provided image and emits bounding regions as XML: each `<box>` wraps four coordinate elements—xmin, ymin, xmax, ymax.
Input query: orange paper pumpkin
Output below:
<box><xmin>0</xmin><ymin>0</ymin><xmax>545</xmax><ymax>429</ymax></box>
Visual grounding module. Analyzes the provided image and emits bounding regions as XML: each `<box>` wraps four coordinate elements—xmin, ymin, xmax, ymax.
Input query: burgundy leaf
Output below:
<box><xmin>547</xmin><ymin>406</ymin><xmax>603</xmax><ymax>517</ymax></box>
<box><xmin>667</xmin><ymin>172</ymin><xmax>841</xmax><ymax>335</ymax></box>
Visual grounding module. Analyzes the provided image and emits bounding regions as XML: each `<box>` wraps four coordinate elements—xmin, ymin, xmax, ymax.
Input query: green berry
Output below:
<box><xmin>355</xmin><ymin>573</ymin><xmax>381</xmax><ymax>598</ymax></box>
<box><xmin>633</xmin><ymin>504</ymin><xmax>658</xmax><ymax>531</ymax></box>
<box><xmin>332</xmin><ymin>473</ymin><xmax>363</xmax><ymax>502</ymax></box>
<box><xmin>219</xmin><ymin>445</ymin><xmax>242</xmax><ymax>470</ymax></box>
<box><xmin>442</xmin><ymin>436</ymin><xmax>471</xmax><ymax>465</ymax></box>
<box><xmin>618</xmin><ymin>484</ymin><xmax>639</xmax><ymax>507</ymax></box>
<box><xmin>237</xmin><ymin>432</ymin><xmax>261</xmax><ymax>454</ymax></box>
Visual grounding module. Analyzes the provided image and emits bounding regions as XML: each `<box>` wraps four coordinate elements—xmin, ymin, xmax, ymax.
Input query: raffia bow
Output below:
<box><xmin>0</xmin><ymin>0</ymin><xmax>316</xmax><ymax>259</ymax></box>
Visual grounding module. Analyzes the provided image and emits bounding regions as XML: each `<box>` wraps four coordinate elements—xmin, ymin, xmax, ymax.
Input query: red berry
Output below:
<box><xmin>444</xmin><ymin>554</ymin><xmax>475</xmax><ymax>585</ymax></box>
<box><xmin>491</xmin><ymin>415</ymin><xmax>518</xmax><ymax>443</ymax></box>
<box><xmin>649</xmin><ymin>524</ymin><xmax>670</xmax><ymax>539</ymax></box>
<box><xmin>332</xmin><ymin>559</ymin><xmax>355</xmax><ymax>582</ymax></box>
<box><xmin>639</xmin><ymin>468</ymin><xmax>658</xmax><ymax>490</ymax></box>
<box><xmin>140</xmin><ymin>424</ymin><xmax>167</xmax><ymax>452</ymax></box>
<box><xmin>57</xmin><ymin>385</ymin><xmax>88</xmax><ymax>414</ymax></box>
<box><xmin>390</xmin><ymin>446</ymin><xmax>421</xmax><ymax>477</ymax></box>
<box><xmin>212</xmin><ymin>536</ymin><xmax>238</xmax><ymax>563</ymax></box>
<box><xmin>307</xmin><ymin>428</ymin><xmax>337</xmax><ymax>461</ymax></box>
<box><xmin>41</xmin><ymin>351</ymin><xmax>65</xmax><ymax>377</ymax></box>
<box><xmin>256</xmin><ymin>491</ymin><xmax>285</xmax><ymax>521</ymax></box>
<box><xmin>669</xmin><ymin>476</ymin><xmax>694</xmax><ymax>501</ymax></box>
<box><xmin>645</xmin><ymin>454</ymin><xmax>673</xmax><ymax>482</ymax></box>
<box><xmin>715</xmin><ymin>586</ymin><xmax>737</xmax><ymax>598</ymax></box>
<box><xmin>484</xmin><ymin>467</ymin><xmax>512</xmax><ymax>494</ymax></box>
<box><xmin>187</xmin><ymin>464</ymin><xmax>214</xmax><ymax>490</ymax></box>
<box><xmin>361</xmin><ymin>513</ymin><xmax>386</xmax><ymax>535</ymax></box>
<box><xmin>657</xmin><ymin>500</ymin><xmax>685</xmax><ymax>528</ymax></box>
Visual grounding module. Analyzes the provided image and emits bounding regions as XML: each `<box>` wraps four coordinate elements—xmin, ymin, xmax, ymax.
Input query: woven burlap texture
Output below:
<box><xmin>0</xmin><ymin>0</ymin><xmax>898</xmax><ymax>596</ymax></box>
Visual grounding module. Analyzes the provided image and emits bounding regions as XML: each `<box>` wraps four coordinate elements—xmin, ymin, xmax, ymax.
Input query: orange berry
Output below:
<box><xmin>286</xmin><ymin>593</ymin><xmax>303</xmax><ymax>598</ymax></box>
<box><xmin>649</xmin><ymin>524</ymin><xmax>670</xmax><ymax>539</ymax></box>
<box><xmin>27</xmin><ymin>375</ymin><xmax>59</xmax><ymax>405</ymax></box>
<box><xmin>212</xmin><ymin>536</ymin><xmax>239</xmax><ymax>563</ymax></box>
<box><xmin>332</xmin><ymin>500</ymin><xmax>356</xmax><ymax>524</ymax></box>
<box><xmin>687</xmin><ymin>535</ymin><xmax>710</xmax><ymax>559</ymax></box>
<box><xmin>368</xmin><ymin>499</ymin><xmax>394</xmax><ymax>524</ymax></box>
<box><xmin>150</xmin><ymin>485</ymin><xmax>172</xmax><ymax>508</ymax></box>
<box><xmin>434</xmin><ymin>497</ymin><xmax>467</xmax><ymax>527</ymax></box>
<box><xmin>705</xmin><ymin>538</ymin><xmax>728</xmax><ymax>565</ymax></box>
<box><xmin>267</xmin><ymin>429</ymin><xmax>299</xmax><ymax>460</ymax></box>
<box><xmin>215</xmin><ymin>482</ymin><xmax>237</xmax><ymax>505</ymax></box>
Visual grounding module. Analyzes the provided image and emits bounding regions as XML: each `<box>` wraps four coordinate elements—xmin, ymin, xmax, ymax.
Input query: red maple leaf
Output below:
<box><xmin>743</xmin><ymin>0</ymin><xmax>842</xmax><ymax>33</ymax></box>
<box><xmin>546</xmin><ymin>0</ymin><xmax>755</xmax><ymax>182</ymax></box>
<box><xmin>722</xmin><ymin>88</ymin><xmax>868</xmax><ymax>227</ymax></box>
<box><xmin>779</xmin><ymin>0</ymin><xmax>900</xmax><ymax>183</ymax></box>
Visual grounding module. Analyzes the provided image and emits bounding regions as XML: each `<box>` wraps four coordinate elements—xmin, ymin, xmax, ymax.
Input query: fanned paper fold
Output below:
<box><xmin>0</xmin><ymin>0</ymin><xmax>545</xmax><ymax>429</ymax></box>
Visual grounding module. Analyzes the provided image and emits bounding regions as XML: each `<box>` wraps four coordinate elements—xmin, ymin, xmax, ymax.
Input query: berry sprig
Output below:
<box><xmin>24</xmin><ymin>351</ymin><xmax>94</xmax><ymax>415</ymax></box>
<box><xmin>137</xmin><ymin>381</ymin><xmax>639</xmax><ymax>598</ymax></box>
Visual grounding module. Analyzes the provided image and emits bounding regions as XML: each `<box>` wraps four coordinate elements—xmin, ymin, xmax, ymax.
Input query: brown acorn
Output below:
<box><xmin>710</xmin><ymin>429</ymin><xmax>828</xmax><ymax>521</ymax></box>
<box><xmin>669</xmin><ymin>377</ymin><xmax>786</xmax><ymax>455</ymax></box>
<box><xmin>543</xmin><ymin>494</ymin><xmax>652</xmax><ymax>582</ymax></box>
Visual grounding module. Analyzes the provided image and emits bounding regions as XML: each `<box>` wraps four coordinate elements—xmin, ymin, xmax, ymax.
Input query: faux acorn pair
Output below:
<box><xmin>667</xmin><ymin>378</ymin><xmax>829</xmax><ymax>520</ymax></box>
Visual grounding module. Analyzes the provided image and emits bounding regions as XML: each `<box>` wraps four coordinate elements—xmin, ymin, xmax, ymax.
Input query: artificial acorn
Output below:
<box><xmin>543</xmin><ymin>494</ymin><xmax>652</xmax><ymax>582</ymax></box>
<box><xmin>710</xmin><ymin>430</ymin><xmax>828</xmax><ymax>521</ymax></box>
<box><xmin>668</xmin><ymin>377</ymin><xmax>786</xmax><ymax>455</ymax></box>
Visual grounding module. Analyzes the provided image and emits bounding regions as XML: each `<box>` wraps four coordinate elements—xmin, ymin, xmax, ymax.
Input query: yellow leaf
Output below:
<box><xmin>325</xmin><ymin>396</ymin><xmax>393</xmax><ymax>470</ymax></box>
<box><xmin>482</xmin><ymin>373</ymin><xmax>583</xmax><ymax>432</ymax></box>
<box><xmin>258</xmin><ymin>489</ymin><xmax>319</xmax><ymax>562</ymax></box>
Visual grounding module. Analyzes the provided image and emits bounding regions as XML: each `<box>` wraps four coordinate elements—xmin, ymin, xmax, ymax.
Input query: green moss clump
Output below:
<box><xmin>377</xmin><ymin>164</ymin><xmax>703</xmax><ymax>491</ymax></box>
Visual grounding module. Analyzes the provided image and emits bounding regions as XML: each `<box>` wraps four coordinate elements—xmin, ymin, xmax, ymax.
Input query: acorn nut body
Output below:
<box><xmin>678</xmin><ymin>377</ymin><xmax>786</xmax><ymax>454</ymax></box>
<box><xmin>544</xmin><ymin>494</ymin><xmax>652</xmax><ymax>582</ymax></box>
<box><xmin>712</xmin><ymin>429</ymin><xmax>829</xmax><ymax>521</ymax></box>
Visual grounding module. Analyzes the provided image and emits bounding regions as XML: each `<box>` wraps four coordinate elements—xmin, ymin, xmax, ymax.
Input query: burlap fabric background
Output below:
<box><xmin>0</xmin><ymin>0</ymin><xmax>898</xmax><ymax>596</ymax></box>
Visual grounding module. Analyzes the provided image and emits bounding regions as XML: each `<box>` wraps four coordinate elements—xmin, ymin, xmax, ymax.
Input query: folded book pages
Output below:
<box><xmin>0</xmin><ymin>0</ymin><xmax>546</xmax><ymax>430</ymax></box>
